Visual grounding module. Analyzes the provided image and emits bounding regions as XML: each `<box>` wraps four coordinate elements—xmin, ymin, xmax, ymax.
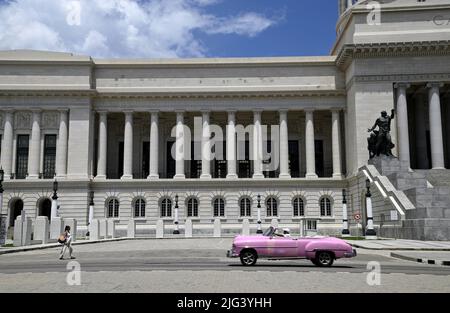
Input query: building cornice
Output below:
<box><xmin>95</xmin><ymin>89</ymin><xmax>346</xmax><ymax>100</ymax></box>
<box><xmin>336</xmin><ymin>40</ymin><xmax>450</xmax><ymax>69</ymax></box>
<box><xmin>0</xmin><ymin>89</ymin><xmax>97</xmax><ymax>97</ymax></box>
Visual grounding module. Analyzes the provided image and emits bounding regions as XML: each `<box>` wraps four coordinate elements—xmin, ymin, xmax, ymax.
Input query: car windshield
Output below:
<box><xmin>263</xmin><ymin>227</ymin><xmax>276</xmax><ymax>237</ymax></box>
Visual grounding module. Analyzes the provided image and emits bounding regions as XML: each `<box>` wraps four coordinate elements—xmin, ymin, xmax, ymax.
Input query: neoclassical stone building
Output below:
<box><xmin>1</xmin><ymin>0</ymin><xmax>450</xmax><ymax>239</ymax></box>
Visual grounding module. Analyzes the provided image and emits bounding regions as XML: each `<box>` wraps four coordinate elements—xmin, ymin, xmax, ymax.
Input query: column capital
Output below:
<box><xmin>226</xmin><ymin>109</ymin><xmax>237</xmax><ymax>114</ymax></box>
<box><xmin>427</xmin><ymin>82</ymin><xmax>444</xmax><ymax>89</ymax></box>
<box><xmin>57</xmin><ymin>108</ymin><xmax>69</xmax><ymax>113</ymax></box>
<box><xmin>2</xmin><ymin>108</ymin><xmax>15</xmax><ymax>114</ymax></box>
<box><xmin>304</xmin><ymin>108</ymin><xmax>315</xmax><ymax>113</ymax></box>
<box><xmin>123</xmin><ymin>110</ymin><xmax>134</xmax><ymax>114</ymax></box>
<box><xmin>30</xmin><ymin>108</ymin><xmax>42</xmax><ymax>114</ymax></box>
<box><xmin>148</xmin><ymin>109</ymin><xmax>160</xmax><ymax>114</ymax></box>
<box><xmin>394</xmin><ymin>82</ymin><xmax>411</xmax><ymax>89</ymax></box>
<box><xmin>174</xmin><ymin>109</ymin><xmax>185</xmax><ymax>113</ymax></box>
<box><xmin>330</xmin><ymin>108</ymin><xmax>342</xmax><ymax>114</ymax></box>
<box><xmin>252</xmin><ymin>109</ymin><xmax>263</xmax><ymax>114</ymax></box>
<box><xmin>97</xmin><ymin>110</ymin><xmax>108</xmax><ymax>115</ymax></box>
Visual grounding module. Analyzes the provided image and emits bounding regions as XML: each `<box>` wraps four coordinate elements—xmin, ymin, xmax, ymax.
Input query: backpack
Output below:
<box><xmin>58</xmin><ymin>234</ymin><xmax>66</xmax><ymax>244</ymax></box>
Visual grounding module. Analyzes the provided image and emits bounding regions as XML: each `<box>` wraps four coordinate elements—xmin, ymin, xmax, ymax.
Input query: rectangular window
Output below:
<box><xmin>166</xmin><ymin>141</ymin><xmax>175</xmax><ymax>179</ymax></box>
<box><xmin>214</xmin><ymin>141</ymin><xmax>227</xmax><ymax>178</ymax></box>
<box><xmin>142</xmin><ymin>141</ymin><xmax>150</xmax><ymax>179</ymax></box>
<box><xmin>238</xmin><ymin>141</ymin><xmax>251</xmax><ymax>178</ymax></box>
<box><xmin>190</xmin><ymin>141</ymin><xmax>201</xmax><ymax>178</ymax></box>
<box><xmin>288</xmin><ymin>140</ymin><xmax>300</xmax><ymax>178</ymax></box>
<box><xmin>43</xmin><ymin>135</ymin><xmax>57</xmax><ymax>179</ymax></box>
<box><xmin>118</xmin><ymin>141</ymin><xmax>124</xmax><ymax>178</ymax></box>
<box><xmin>307</xmin><ymin>220</ymin><xmax>317</xmax><ymax>231</ymax></box>
<box><xmin>16</xmin><ymin>135</ymin><xmax>29</xmax><ymax>179</ymax></box>
<box><xmin>315</xmin><ymin>140</ymin><xmax>324</xmax><ymax>178</ymax></box>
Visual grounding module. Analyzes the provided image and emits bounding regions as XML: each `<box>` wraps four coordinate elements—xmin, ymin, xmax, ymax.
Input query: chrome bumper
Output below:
<box><xmin>344</xmin><ymin>249</ymin><xmax>357</xmax><ymax>258</ymax></box>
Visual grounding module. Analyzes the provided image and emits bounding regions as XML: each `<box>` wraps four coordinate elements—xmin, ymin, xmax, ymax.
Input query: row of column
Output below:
<box><xmin>96</xmin><ymin>110</ymin><xmax>343</xmax><ymax>180</ymax></box>
<box><xmin>0</xmin><ymin>110</ymin><xmax>68</xmax><ymax>179</ymax></box>
<box><xmin>396</xmin><ymin>82</ymin><xmax>445</xmax><ymax>169</ymax></box>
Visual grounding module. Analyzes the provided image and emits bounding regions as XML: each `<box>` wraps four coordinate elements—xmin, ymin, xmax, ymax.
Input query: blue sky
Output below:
<box><xmin>196</xmin><ymin>0</ymin><xmax>339</xmax><ymax>57</ymax></box>
<box><xmin>0</xmin><ymin>0</ymin><xmax>339</xmax><ymax>58</ymax></box>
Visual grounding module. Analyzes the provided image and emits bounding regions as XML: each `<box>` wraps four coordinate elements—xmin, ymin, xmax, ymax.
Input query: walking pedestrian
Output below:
<box><xmin>59</xmin><ymin>225</ymin><xmax>75</xmax><ymax>260</ymax></box>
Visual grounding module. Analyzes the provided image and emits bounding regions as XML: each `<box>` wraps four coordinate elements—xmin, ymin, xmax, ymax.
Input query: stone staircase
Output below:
<box><xmin>369</xmin><ymin>157</ymin><xmax>450</xmax><ymax>240</ymax></box>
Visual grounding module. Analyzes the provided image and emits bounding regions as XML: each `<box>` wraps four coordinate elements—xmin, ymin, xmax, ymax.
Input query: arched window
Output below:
<box><xmin>293</xmin><ymin>197</ymin><xmax>305</xmax><ymax>217</ymax></box>
<box><xmin>134</xmin><ymin>198</ymin><xmax>146</xmax><ymax>218</ymax></box>
<box><xmin>320</xmin><ymin>197</ymin><xmax>332</xmax><ymax>217</ymax></box>
<box><xmin>160</xmin><ymin>198</ymin><xmax>172</xmax><ymax>217</ymax></box>
<box><xmin>107</xmin><ymin>198</ymin><xmax>120</xmax><ymax>218</ymax></box>
<box><xmin>240</xmin><ymin>197</ymin><xmax>251</xmax><ymax>217</ymax></box>
<box><xmin>213</xmin><ymin>198</ymin><xmax>225</xmax><ymax>217</ymax></box>
<box><xmin>266</xmin><ymin>197</ymin><xmax>278</xmax><ymax>217</ymax></box>
<box><xmin>187</xmin><ymin>198</ymin><xmax>198</xmax><ymax>217</ymax></box>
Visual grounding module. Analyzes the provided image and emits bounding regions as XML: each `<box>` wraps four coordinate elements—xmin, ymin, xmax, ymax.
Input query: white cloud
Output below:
<box><xmin>0</xmin><ymin>0</ymin><xmax>279</xmax><ymax>58</ymax></box>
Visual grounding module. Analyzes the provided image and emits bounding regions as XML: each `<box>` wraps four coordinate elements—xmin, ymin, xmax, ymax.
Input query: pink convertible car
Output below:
<box><xmin>227</xmin><ymin>227</ymin><xmax>357</xmax><ymax>267</ymax></box>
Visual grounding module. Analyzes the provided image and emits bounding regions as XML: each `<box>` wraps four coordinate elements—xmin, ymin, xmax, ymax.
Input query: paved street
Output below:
<box><xmin>0</xmin><ymin>239</ymin><xmax>449</xmax><ymax>293</ymax></box>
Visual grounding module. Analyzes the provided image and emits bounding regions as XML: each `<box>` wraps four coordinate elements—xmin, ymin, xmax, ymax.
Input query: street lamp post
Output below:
<box><xmin>88</xmin><ymin>190</ymin><xmax>95</xmax><ymax>234</ymax></box>
<box><xmin>0</xmin><ymin>168</ymin><xmax>6</xmax><ymax>246</ymax></box>
<box><xmin>342</xmin><ymin>189</ymin><xmax>350</xmax><ymax>236</ymax></box>
<box><xmin>365</xmin><ymin>179</ymin><xmax>377</xmax><ymax>238</ymax></box>
<box><xmin>256</xmin><ymin>194</ymin><xmax>263</xmax><ymax>234</ymax></box>
<box><xmin>50</xmin><ymin>179</ymin><xmax>59</xmax><ymax>220</ymax></box>
<box><xmin>173</xmin><ymin>194</ymin><xmax>180</xmax><ymax>235</ymax></box>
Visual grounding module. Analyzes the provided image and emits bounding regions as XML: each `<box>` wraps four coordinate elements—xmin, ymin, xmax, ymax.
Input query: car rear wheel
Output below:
<box><xmin>240</xmin><ymin>250</ymin><xmax>257</xmax><ymax>266</ymax></box>
<box><xmin>314</xmin><ymin>251</ymin><xmax>334</xmax><ymax>267</ymax></box>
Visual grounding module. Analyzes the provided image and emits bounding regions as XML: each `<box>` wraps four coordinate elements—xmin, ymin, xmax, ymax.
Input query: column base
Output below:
<box><xmin>278</xmin><ymin>173</ymin><xmax>291</xmax><ymax>179</ymax></box>
<box><xmin>147</xmin><ymin>174</ymin><xmax>160</xmax><ymax>180</ymax></box>
<box><xmin>432</xmin><ymin>166</ymin><xmax>446</xmax><ymax>170</ymax></box>
<box><xmin>226</xmin><ymin>174</ymin><xmax>238</xmax><ymax>180</ymax></box>
<box><xmin>121</xmin><ymin>175</ymin><xmax>133</xmax><ymax>180</ymax></box>
<box><xmin>200</xmin><ymin>174</ymin><xmax>212</xmax><ymax>180</ymax></box>
<box><xmin>252</xmin><ymin>173</ymin><xmax>265</xmax><ymax>179</ymax></box>
<box><xmin>306</xmin><ymin>173</ymin><xmax>318</xmax><ymax>179</ymax></box>
<box><xmin>26</xmin><ymin>175</ymin><xmax>39</xmax><ymax>180</ymax></box>
<box><xmin>365</xmin><ymin>228</ymin><xmax>377</xmax><ymax>237</ymax></box>
<box><xmin>173</xmin><ymin>174</ymin><xmax>186</xmax><ymax>180</ymax></box>
<box><xmin>94</xmin><ymin>175</ymin><xmax>107</xmax><ymax>180</ymax></box>
<box><xmin>332</xmin><ymin>173</ymin><xmax>343</xmax><ymax>179</ymax></box>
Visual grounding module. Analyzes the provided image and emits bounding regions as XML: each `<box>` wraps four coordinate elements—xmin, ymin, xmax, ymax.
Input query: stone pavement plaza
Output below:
<box><xmin>0</xmin><ymin>238</ymin><xmax>449</xmax><ymax>293</ymax></box>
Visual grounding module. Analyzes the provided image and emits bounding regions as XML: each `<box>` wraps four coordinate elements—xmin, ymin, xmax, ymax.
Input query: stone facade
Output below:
<box><xmin>1</xmin><ymin>0</ymin><xmax>450</xmax><ymax>239</ymax></box>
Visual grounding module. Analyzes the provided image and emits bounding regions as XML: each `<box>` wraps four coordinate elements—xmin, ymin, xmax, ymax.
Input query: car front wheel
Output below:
<box><xmin>314</xmin><ymin>251</ymin><xmax>334</xmax><ymax>267</ymax></box>
<box><xmin>240</xmin><ymin>250</ymin><xmax>257</xmax><ymax>266</ymax></box>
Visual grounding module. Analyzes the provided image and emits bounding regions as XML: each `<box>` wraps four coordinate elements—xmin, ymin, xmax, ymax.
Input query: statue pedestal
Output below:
<box><xmin>369</xmin><ymin>156</ymin><xmax>409</xmax><ymax>176</ymax></box>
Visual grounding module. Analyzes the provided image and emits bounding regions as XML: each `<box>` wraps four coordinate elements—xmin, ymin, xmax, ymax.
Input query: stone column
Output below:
<box><xmin>55</xmin><ymin>109</ymin><xmax>69</xmax><ymax>178</ymax></box>
<box><xmin>0</xmin><ymin>110</ymin><xmax>14</xmax><ymax>179</ymax></box>
<box><xmin>252</xmin><ymin>110</ymin><xmax>264</xmax><ymax>179</ymax></box>
<box><xmin>27</xmin><ymin>110</ymin><xmax>41</xmax><ymax>179</ymax></box>
<box><xmin>174</xmin><ymin>111</ymin><xmax>186</xmax><ymax>179</ymax></box>
<box><xmin>148</xmin><ymin>111</ymin><xmax>159</xmax><ymax>179</ymax></box>
<box><xmin>305</xmin><ymin>110</ymin><xmax>317</xmax><ymax>179</ymax></box>
<box><xmin>414</xmin><ymin>93</ymin><xmax>429</xmax><ymax>169</ymax></box>
<box><xmin>200</xmin><ymin>111</ymin><xmax>212</xmax><ymax>179</ymax></box>
<box><xmin>96</xmin><ymin>111</ymin><xmax>108</xmax><ymax>179</ymax></box>
<box><xmin>428</xmin><ymin>83</ymin><xmax>445</xmax><ymax>169</ymax></box>
<box><xmin>122</xmin><ymin>111</ymin><xmax>133</xmax><ymax>179</ymax></box>
<box><xmin>395</xmin><ymin>83</ymin><xmax>411</xmax><ymax>168</ymax></box>
<box><xmin>226</xmin><ymin>111</ymin><xmax>238</xmax><ymax>179</ymax></box>
<box><xmin>331</xmin><ymin>110</ymin><xmax>342</xmax><ymax>178</ymax></box>
<box><xmin>279</xmin><ymin>110</ymin><xmax>290</xmax><ymax>179</ymax></box>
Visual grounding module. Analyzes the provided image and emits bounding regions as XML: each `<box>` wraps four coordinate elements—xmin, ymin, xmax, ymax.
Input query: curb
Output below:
<box><xmin>391</xmin><ymin>252</ymin><xmax>450</xmax><ymax>266</ymax></box>
<box><xmin>348</xmin><ymin>243</ymin><xmax>450</xmax><ymax>252</ymax></box>
<box><xmin>0</xmin><ymin>236</ymin><xmax>234</xmax><ymax>255</ymax></box>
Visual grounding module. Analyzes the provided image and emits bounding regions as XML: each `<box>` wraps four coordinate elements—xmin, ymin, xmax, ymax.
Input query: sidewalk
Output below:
<box><xmin>390</xmin><ymin>251</ymin><xmax>450</xmax><ymax>266</ymax></box>
<box><xmin>345</xmin><ymin>239</ymin><xmax>450</xmax><ymax>251</ymax></box>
